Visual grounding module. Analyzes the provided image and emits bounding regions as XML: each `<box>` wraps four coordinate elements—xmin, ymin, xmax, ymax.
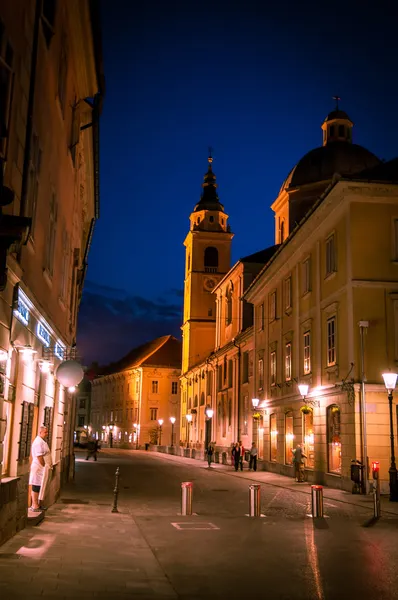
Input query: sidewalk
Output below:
<box><xmin>0</xmin><ymin>456</ymin><xmax>177</xmax><ymax>600</ymax></box>
<box><xmin>147</xmin><ymin>449</ymin><xmax>398</xmax><ymax>516</ymax></box>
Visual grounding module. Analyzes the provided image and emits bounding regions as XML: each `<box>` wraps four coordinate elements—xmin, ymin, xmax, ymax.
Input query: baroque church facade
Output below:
<box><xmin>180</xmin><ymin>106</ymin><xmax>398</xmax><ymax>492</ymax></box>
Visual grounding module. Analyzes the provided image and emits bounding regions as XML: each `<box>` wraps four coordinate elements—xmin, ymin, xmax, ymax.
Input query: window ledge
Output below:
<box><xmin>43</xmin><ymin>268</ymin><xmax>53</xmax><ymax>288</ymax></box>
<box><xmin>324</xmin><ymin>271</ymin><xmax>337</xmax><ymax>282</ymax></box>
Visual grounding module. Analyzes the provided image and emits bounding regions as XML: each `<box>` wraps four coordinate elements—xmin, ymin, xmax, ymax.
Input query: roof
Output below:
<box><xmin>324</xmin><ymin>109</ymin><xmax>352</xmax><ymax>123</ymax></box>
<box><xmin>98</xmin><ymin>335</ymin><xmax>181</xmax><ymax>376</ymax></box>
<box><xmin>280</xmin><ymin>141</ymin><xmax>380</xmax><ymax>191</ymax></box>
<box><xmin>194</xmin><ymin>159</ymin><xmax>225</xmax><ymax>213</ymax></box>
<box><xmin>241</xmin><ymin>245</ymin><xmax>280</xmax><ymax>264</ymax></box>
<box><xmin>348</xmin><ymin>157</ymin><xmax>398</xmax><ymax>183</ymax></box>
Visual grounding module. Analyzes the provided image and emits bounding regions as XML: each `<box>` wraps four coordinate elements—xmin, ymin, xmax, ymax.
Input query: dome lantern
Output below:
<box><xmin>321</xmin><ymin>96</ymin><xmax>353</xmax><ymax>146</ymax></box>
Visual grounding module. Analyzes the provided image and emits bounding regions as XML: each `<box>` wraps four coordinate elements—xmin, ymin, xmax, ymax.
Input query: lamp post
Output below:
<box><xmin>170</xmin><ymin>417</ymin><xmax>176</xmax><ymax>446</ymax></box>
<box><xmin>382</xmin><ymin>372</ymin><xmax>398</xmax><ymax>501</ymax></box>
<box><xmin>205</xmin><ymin>407</ymin><xmax>213</xmax><ymax>450</ymax></box>
<box><xmin>133</xmin><ymin>422</ymin><xmax>140</xmax><ymax>449</ymax></box>
<box><xmin>158</xmin><ymin>419</ymin><xmax>163</xmax><ymax>446</ymax></box>
<box><xmin>186</xmin><ymin>413</ymin><xmax>192</xmax><ymax>447</ymax></box>
<box><xmin>252</xmin><ymin>398</ymin><xmax>260</xmax><ymax>446</ymax></box>
<box><xmin>108</xmin><ymin>423</ymin><xmax>114</xmax><ymax>448</ymax></box>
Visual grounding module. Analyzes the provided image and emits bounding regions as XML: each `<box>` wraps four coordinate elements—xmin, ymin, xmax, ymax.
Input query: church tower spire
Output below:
<box><xmin>321</xmin><ymin>97</ymin><xmax>353</xmax><ymax>146</ymax></box>
<box><xmin>181</xmin><ymin>153</ymin><xmax>233</xmax><ymax>373</ymax></box>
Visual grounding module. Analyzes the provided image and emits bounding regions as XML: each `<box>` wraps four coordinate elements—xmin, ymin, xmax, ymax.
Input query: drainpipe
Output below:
<box><xmin>359</xmin><ymin>321</ymin><xmax>369</xmax><ymax>494</ymax></box>
<box><xmin>233</xmin><ymin>339</ymin><xmax>241</xmax><ymax>441</ymax></box>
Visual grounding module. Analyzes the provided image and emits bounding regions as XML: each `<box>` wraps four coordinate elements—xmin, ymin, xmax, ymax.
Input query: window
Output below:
<box><xmin>0</xmin><ymin>28</ymin><xmax>13</xmax><ymax>159</ymax></box>
<box><xmin>18</xmin><ymin>402</ymin><xmax>34</xmax><ymax>461</ymax></box>
<box><xmin>303</xmin><ymin>331</ymin><xmax>311</xmax><ymax>374</ymax></box>
<box><xmin>217</xmin><ymin>365</ymin><xmax>222</xmax><ymax>390</ymax></box>
<box><xmin>270</xmin><ymin>291</ymin><xmax>277</xmax><ymax>321</ymax></box>
<box><xmin>206</xmin><ymin>370</ymin><xmax>212</xmax><ymax>395</ymax></box>
<box><xmin>200</xmin><ymin>392</ymin><xmax>205</xmax><ymax>406</ymax></box>
<box><xmin>44</xmin><ymin>192</ymin><xmax>58</xmax><ymax>276</ymax></box>
<box><xmin>259</xmin><ymin>303</ymin><xmax>264</xmax><ymax>330</ymax></box>
<box><xmin>327</xmin><ymin>317</ymin><xmax>336</xmax><ymax>366</ymax></box>
<box><xmin>79</xmin><ymin>398</ymin><xmax>86</xmax><ymax>409</ymax></box>
<box><xmin>59</xmin><ymin>228</ymin><xmax>69</xmax><ymax>301</ymax></box>
<box><xmin>204</xmin><ymin>246</ymin><xmax>218</xmax><ymax>272</ymax></box>
<box><xmin>326</xmin><ymin>234</ymin><xmax>336</xmax><ymax>275</ymax></box>
<box><xmin>150</xmin><ymin>408</ymin><xmax>158</xmax><ymax>421</ymax></box>
<box><xmin>285</xmin><ymin>343</ymin><xmax>292</xmax><ymax>381</ymax></box>
<box><xmin>285</xmin><ymin>412</ymin><xmax>294</xmax><ymax>465</ymax></box>
<box><xmin>226</xmin><ymin>288</ymin><xmax>232</xmax><ymax>324</ymax></box>
<box><xmin>69</xmin><ymin>98</ymin><xmax>80</xmax><ymax>165</ymax></box>
<box><xmin>78</xmin><ymin>415</ymin><xmax>85</xmax><ymax>428</ymax></box>
<box><xmin>194</xmin><ymin>394</ymin><xmax>198</xmax><ymax>407</ymax></box>
<box><xmin>302</xmin><ymin>258</ymin><xmax>311</xmax><ymax>294</ymax></box>
<box><xmin>270</xmin><ymin>351</ymin><xmax>276</xmax><ymax>386</ymax></box>
<box><xmin>329</xmin><ymin>125</ymin><xmax>335</xmax><ymax>137</ymax></box>
<box><xmin>338</xmin><ymin>125</ymin><xmax>344</xmax><ymax>137</ymax></box>
<box><xmin>242</xmin><ymin>352</ymin><xmax>249</xmax><ymax>383</ymax></box>
<box><xmin>151</xmin><ymin>381</ymin><xmax>158</xmax><ymax>394</ymax></box>
<box><xmin>172</xmin><ymin>381</ymin><xmax>178</xmax><ymax>394</ymax></box>
<box><xmin>26</xmin><ymin>134</ymin><xmax>41</xmax><ymax>232</ymax></box>
<box><xmin>327</xmin><ymin>405</ymin><xmax>341</xmax><ymax>473</ymax></box>
<box><xmin>303</xmin><ymin>409</ymin><xmax>314</xmax><ymax>469</ymax></box>
<box><xmin>258</xmin><ymin>358</ymin><xmax>264</xmax><ymax>390</ymax></box>
<box><xmin>270</xmin><ymin>413</ymin><xmax>277</xmax><ymax>462</ymax></box>
<box><xmin>209</xmin><ymin>216</ymin><xmax>214</xmax><ymax>223</ymax></box>
<box><xmin>284</xmin><ymin>277</ymin><xmax>292</xmax><ymax>311</ymax></box>
<box><xmin>58</xmin><ymin>35</ymin><xmax>67</xmax><ymax>115</ymax></box>
<box><xmin>228</xmin><ymin>360</ymin><xmax>233</xmax><ymax>387</ymax></box>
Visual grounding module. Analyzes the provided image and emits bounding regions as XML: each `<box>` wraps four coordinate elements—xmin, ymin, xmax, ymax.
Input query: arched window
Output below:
<box><xmin>302</xmin><ymin>407</ymin><xmax>314</xmax><ymax>469</ymax></box>
<box><xmin>204</xmin><ymin>247</ymin><xmax>218</xmax><ymax>272</ymax></box>
<box><xmin>285</xmin><ymin>411</ymin><xmax>294</xmax><ymax>465</ymax></box>
<box><xmin>327</xmin><ymin>405</ymin><xmax>341</xmax><ymax>474</ymax></box>
<box><xmin>194</xmin><ymin>395</ymin><xmax>198</xmax><ymax>407</ymax></box>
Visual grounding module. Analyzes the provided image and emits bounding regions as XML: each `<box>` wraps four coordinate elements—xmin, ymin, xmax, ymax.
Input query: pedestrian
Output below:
<box><xmin>232</xmin><ymin>442</ymin><xmax>240</xmax><ymax>471</ymax></box>
<box><xmin>207</xmin><ymin>442</ymin><xmax>214</xmax><ymax>468</ymax></box>
<box><xmin>292</xmin><ymin>443</ymin><xmax>307</xmax><ymax>482</ymax></box>
<box><xmin>249</xmin><ymin>442</ymin><xmax>258</xmax><ymax>471</ymax></box>
<box><xmin>86</xmin><ymin>437</ymin><xmax>99</xmax><ymax>461</ymax></box>
<box><xmin>238</xmin><ymin>440</ymin><xmax>245</xmax><ymax>471</ymax></box>
<box><xmin>230</xmin><ymin>443</ymin><xmax>235</xmax><ymax>466</ymax></box>
<box><xmin>29</xmin><ymin>425</ymin><xmax>52</xmax><ymax>512</ymax></box>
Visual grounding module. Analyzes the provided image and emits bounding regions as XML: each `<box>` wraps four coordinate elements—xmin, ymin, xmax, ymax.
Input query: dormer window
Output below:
<box><xmin>209</xmin><ymin>216</ymin><xmax>214</xmax><ymax>223</ymax></box>
<box><xmin>338</xmin><ymin>125</ymin><xmax>344</xmax><ymax>137</ymax></box>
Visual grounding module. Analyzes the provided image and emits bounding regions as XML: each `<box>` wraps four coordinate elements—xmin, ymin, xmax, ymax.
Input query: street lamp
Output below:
<box><xmin>251</xmin><ymin>398</ymin><xmax>260</xmax><ymax>446</ymax></box>
<box><xmin>205</xmin><ymin>407</ymin><xmax>214</xmax><ymax>419</ymax></box>
<box><xmin>158</xmin><ymin>418</ymin><xmax>164</xmax><ymax>445</ymax></box>
<box><xmin>382</xmin><ymin>372</ymin><xmax>398</xmax><ymax>501</ymax></box>
<box><xmin>298</xmin><ymin>383</ymin><xmax>309</xmax><ymax>402</ymax></box>
<box><xmin>170</xmin><ymin>417</ymin><xmax>176</xmax><ymax>446</ymax></box>
<box><xmin>186</xmin><ymin>413</ymin><xmax>192</xmax><ymax>447</ymax></box>
<box><xmin>108</xmin><ymin>423</ymin><xmax>114</xmax><ymax>448</ymax></box>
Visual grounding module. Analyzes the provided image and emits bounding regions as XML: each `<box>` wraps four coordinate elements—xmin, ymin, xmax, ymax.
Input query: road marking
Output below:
<box><xmin>324</xmin><ymin>502</ymin><xmax>338</xmax><ymax>508</ymax></box>
<box><xmin>171</xmin><ymin>522</ymin><xmax>220</xmax><ymax>530</ymax></box>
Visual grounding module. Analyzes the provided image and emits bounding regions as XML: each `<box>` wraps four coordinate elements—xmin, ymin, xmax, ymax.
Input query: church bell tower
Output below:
<box><xmin>181</xmin><ymin>153</ymin><xmax>233</xmax><ymax>373</ymax></box>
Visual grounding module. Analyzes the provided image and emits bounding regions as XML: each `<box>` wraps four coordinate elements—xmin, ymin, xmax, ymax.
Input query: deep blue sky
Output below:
<box><xmin>78</xmin><ymin>0</ymin><xmax>398</xmax><ymax>365</ymax></box>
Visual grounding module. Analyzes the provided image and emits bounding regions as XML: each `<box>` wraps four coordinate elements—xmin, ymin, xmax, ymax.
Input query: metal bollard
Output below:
<box><xmin>181</xmin><ymin>481</ymin><xmax>193</xmax><ymax>515</ymax></box>
<box><xmin>248</xmin><ymin>484</ymin><xmax>261</xmax><ymax>517</ymax></box>
<box><xmin>111</xmin><ymin>467</ymin><xmax>120</xmax><ymax>513</ymax></box>
<box><xmin>311</xmin><ymin>485</ymin><xmax>323</xmax><ymax>518</ymax></box>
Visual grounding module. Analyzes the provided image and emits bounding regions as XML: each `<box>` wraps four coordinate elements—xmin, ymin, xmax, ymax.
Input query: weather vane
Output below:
<box><xmin>332</xmin><ymin>95</ymin><xmax>341</xmax><ymax>110</ymax></box>
<box><xmin>208</xmin><ymin>146</ymin><xmax>213</xmax><ymax>164</ymax></box>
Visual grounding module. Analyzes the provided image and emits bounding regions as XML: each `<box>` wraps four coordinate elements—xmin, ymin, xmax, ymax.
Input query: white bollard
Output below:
<box><xmin>249</xmin><ymin>484</ymin><xmax>261</xmax><ymax>517</ymax></box>
<box><xmin>311</xmin><ymin>485</ymin><xmax>324</xmax><ymax>518</ymax></box>
<box><xmin>181</xmin><ymin>481</ymin><xmax>193</xmax><ymax>515</ymax></box>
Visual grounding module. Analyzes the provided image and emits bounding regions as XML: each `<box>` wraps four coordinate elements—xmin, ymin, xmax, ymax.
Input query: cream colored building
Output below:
<box><xmin>91</xmin><ymin>336</ymin><xmax>181</xmax><ymax>448</ymax></box>
<box><xmin>0</xmin><ymin>0</ymin><xmax>103</xmax><ymax>544</ymax></box>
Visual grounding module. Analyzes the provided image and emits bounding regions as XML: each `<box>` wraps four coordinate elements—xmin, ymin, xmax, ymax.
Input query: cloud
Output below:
<box><xmin>77</xmin><ymin>281</ymin><xmax>182</xmax><ymax>365</ymax></box>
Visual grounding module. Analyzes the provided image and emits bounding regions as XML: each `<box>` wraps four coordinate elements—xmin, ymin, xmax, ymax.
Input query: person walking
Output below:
<box><xmin>29</xmin><ymin>426</ymin><xmax>52</xmax><ymax>512</ymax></box>
<box><xmin>232</xmin><ymin>443</ymin><xmax>240</xmax><ymax>471</ymax></box>
<box><xmin>86</xmin><ymin>438</ymin><xmax>99</xmax><ymax>461</ymax></box>
<box><xmin>207</xmin><ymin>442</ymin><xmax>214</xmax><ymax>468</ymax></box>
<box><xmin>249</xmin><ymin>442</ymin><xmax>258</xmax><ymax>471</ymax></box>
<box><xmin>293</xmin><ymin>443</ymin><xmax>307</xmax><ymax>482</ymax></box>
<box><xmin>238</xmin><ymin>441</ymin><xmax>245</xmax><ymax>471</ymax></box>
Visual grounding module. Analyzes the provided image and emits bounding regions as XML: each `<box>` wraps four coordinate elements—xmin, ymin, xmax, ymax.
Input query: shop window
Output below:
<box><xmin>327</xmin><ymin>405</ymin><xmax>341</xmax><ymax>474</ymax></box>
<box><xmin>302</xmin><ymin>408</ymin><xmax>314</xmax><ymax>469</ymax></box>
<box><xmin>270</xmin><ymin>413</ymin><xmax>277</xmax><ymax>462</ymax></box>
<box><xmin>285</xmin><ymin>411</ymin><xmax>294</xmax><ymax>465</ymax></box>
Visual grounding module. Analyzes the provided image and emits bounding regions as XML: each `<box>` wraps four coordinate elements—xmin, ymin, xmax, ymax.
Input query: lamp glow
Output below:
<box><xmin>206</xmin><ymin>408</ymin><xmax>214</xmax><ymax>419</ymax></box>
<box><xmin>382</xmin><ymin>372</ymin><xmax>398</xmax><ymax>392</ymax></box>
<box><xmin>158</xmin><ymin>419</ymin><xmax>164</xmax><ymax>426</ymax></box>
<box><xmin>186</xmin><ymin>414</ymin><xmax>193</xmax><ymax>423</ymax></box>
<box><xmin>298</xmin><ymin>383</ymin><xmax>309</xmax><ymax>398</ymax></box>
<box><xmin>68</xmin><ymin>386</ymin><xmax>76</xmax><ymax>392</ymax></box>
<box><xmin>40</xmin><ymin>360</ymin><xmax>53</xmax><ymax>374</ymax></box>
<box><xmin>170</xmin><ymin>417</ymin><xmax>176</xmax><ymax>424</ymax></box>
<box><xmin>252</xmin><ymin>398</ymin><xmax>260</xmax><ymax>408</ymax></box>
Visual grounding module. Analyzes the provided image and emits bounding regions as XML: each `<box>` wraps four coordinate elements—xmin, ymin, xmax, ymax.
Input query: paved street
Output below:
<box><xmin>1</xmin><ymin>449</ymin><xmax>398</xmax><ymax>599</ymax></box>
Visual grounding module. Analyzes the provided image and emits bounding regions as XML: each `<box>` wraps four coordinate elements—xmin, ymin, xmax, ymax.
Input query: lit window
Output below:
<box><xmin>151</xmin><ymin>381</ymin><xmax>158</xmax><ymax>394</ymax></box>
<box><xmin>303</xmin><ymin>331</ymin><xmax>311</xmax><ymax>374</ymax></box>
<box><xmin>270</xmin><ymin>413</ymin><xmax>277</xmax><ymax>462</ymax></box>
<box><xmin>258</xmin><ymin>358</ymin><xmax>264</xmax><ymax>390</ymax></box>
<box><xmin>270</xmin><ymin>352</ymin><xmax>276</xmax><ymax>386</ymax></box>
<box><xmin>302</xmin><ymin>258</ymin><xmax>311</xmax><ymax>295</ymax></box>
<box><xmin>284</xmin><ymin>276</ymin><xmax>292</xmax><ymax>311</ymax></box>
<box><xmin>326</xmin><ymin>234</ymin><xmax>336</xmax><ymax>275</ymax></box>
<box><xmin>327</xmin><ymin>317</ymin><xmax>336</xmax><ymax>366</ymax></box>
<box><xmin>171</xmin><ymin>381</ymin><xmax>178</xmax><ymax>394</ymax></box>
<box><xmin>327</xmin><ymin>405</ymin><xmax>341</xmax><ymax>473</ymax></box>
<box><xmin>285</xmin><ymin>343</ymin><xmax>292</xmax><ymax>381</ymax></box>
<box><xmin>303</xmin><ymin>409</ymin><xmax>314</xmax><ymax>469</ymax></box>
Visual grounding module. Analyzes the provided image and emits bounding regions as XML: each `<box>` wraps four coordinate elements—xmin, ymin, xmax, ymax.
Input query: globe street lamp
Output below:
<box><xmin>158</xmin><ymin>419</ymin><xmax>164</xmax><ymax>446</ymax></box>
<box><xmin>382</xmin><ymin>372</ymin><xmax>398</xmax><ymax>501</ymax></box>
<box><xmin>186</xmin><ymin>413</ymin><xmax>192</xmax><ymax>448</ymax></box>
<box><xmin>169</xmin><ymin>417</ymin><xmax>176</xmax><ymax>446</ymax></box>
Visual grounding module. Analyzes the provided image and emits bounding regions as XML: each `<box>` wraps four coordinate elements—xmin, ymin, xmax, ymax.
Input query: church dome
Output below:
<box><xmin>280</xmin><ymin>104</ymin><xmax>380</xmax><ymax>192</ymax></box>
<box><xmin>281</xmin><ymin>141</ymin><xmax>380</xmax><ymax>190</ymax></box>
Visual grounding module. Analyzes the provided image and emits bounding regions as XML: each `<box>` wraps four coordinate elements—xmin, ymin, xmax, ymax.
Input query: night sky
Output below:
<box><xmin>77</xmin><ymin>0</ymin><xmax>398</xmax><ymax>366</ymax></box>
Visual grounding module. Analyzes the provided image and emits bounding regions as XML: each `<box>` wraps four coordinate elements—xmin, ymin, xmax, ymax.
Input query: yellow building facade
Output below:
<box><xmin>91</xmin><ymin>336</ymin><xmax>181</xmax><ymax>449</ymax></box>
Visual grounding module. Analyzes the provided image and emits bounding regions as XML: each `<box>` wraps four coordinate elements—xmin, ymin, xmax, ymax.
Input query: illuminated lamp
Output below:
<box><xmin>55</xmin><ymin>360</ymin><xmax>84</xmax><ymax>387</ymax></box>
